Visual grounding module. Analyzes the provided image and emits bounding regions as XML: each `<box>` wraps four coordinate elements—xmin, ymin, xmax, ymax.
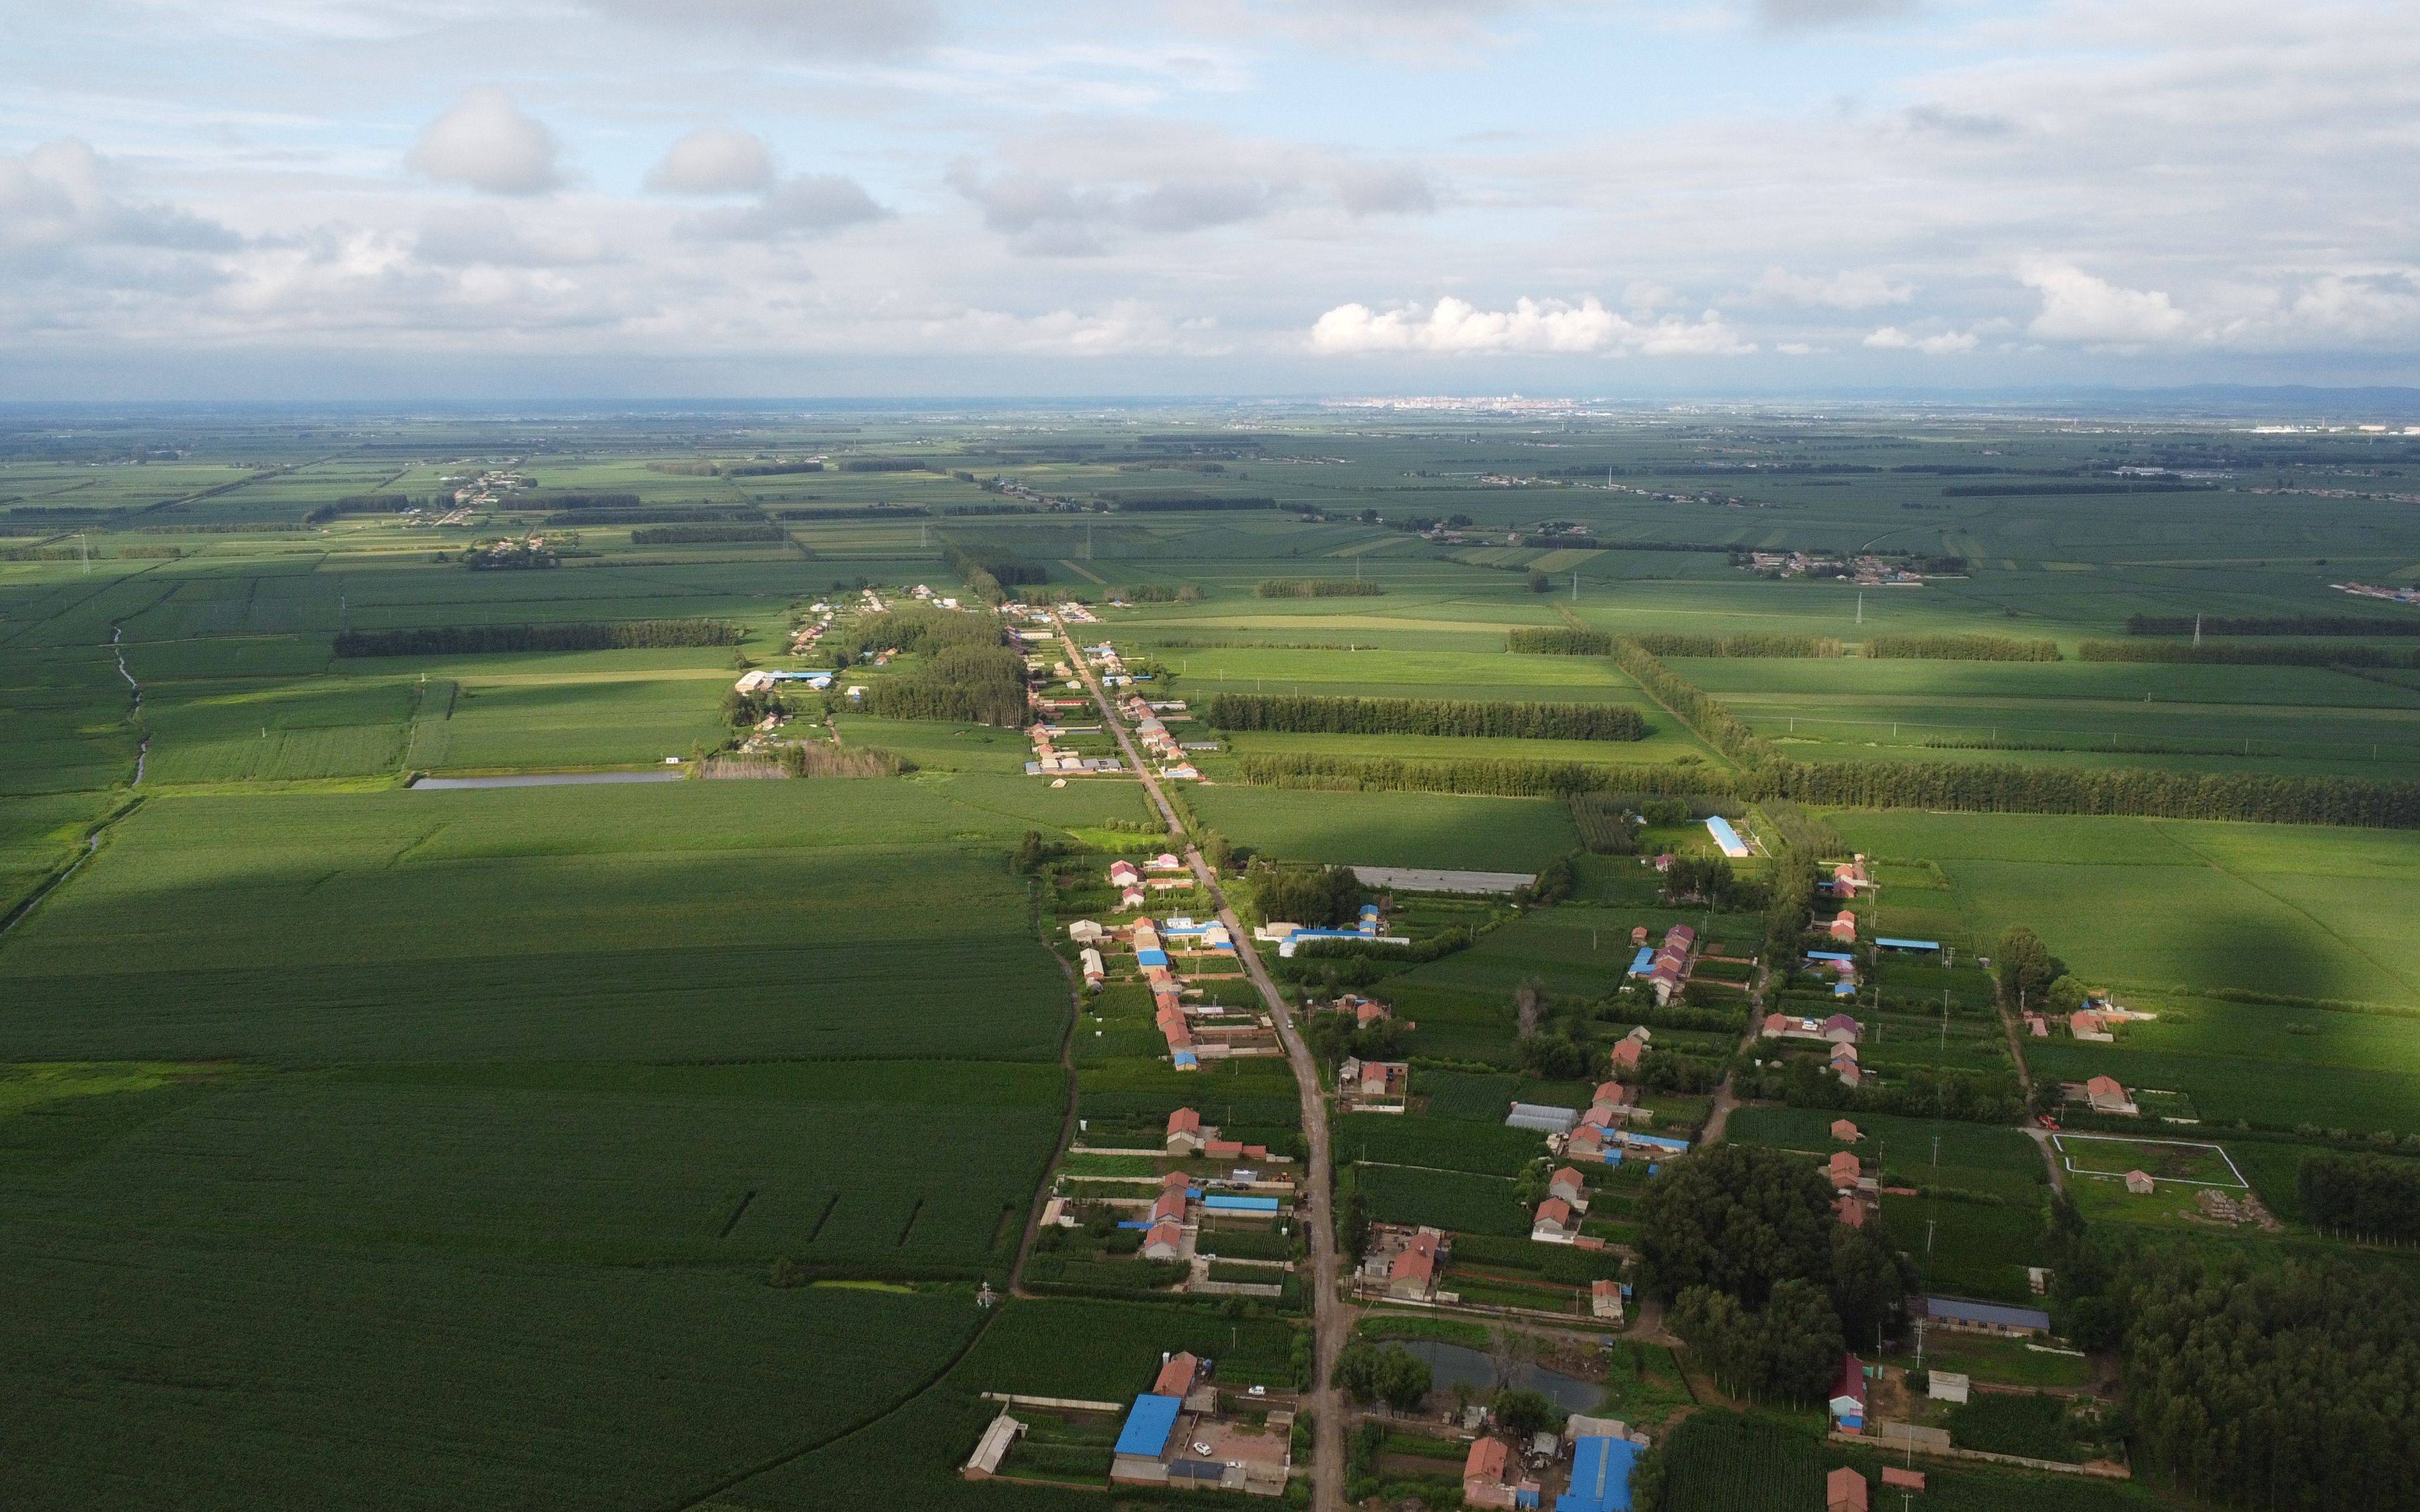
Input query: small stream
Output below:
<box><xmin>1392</xmin><ymin>1339</ymin><xmax>1605</xmax><ymax>1415</ymax></box>
<box><xmin>112</xmin><ymin>625</ymin><xmax>149</xmax><ymax>786</ymax></box>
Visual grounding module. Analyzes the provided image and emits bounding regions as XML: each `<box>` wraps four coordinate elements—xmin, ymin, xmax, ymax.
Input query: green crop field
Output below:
<box><xmin>7</xmin><ymin>405</ymin><xmax>2420</xmax><ymax>1507</ymax></box>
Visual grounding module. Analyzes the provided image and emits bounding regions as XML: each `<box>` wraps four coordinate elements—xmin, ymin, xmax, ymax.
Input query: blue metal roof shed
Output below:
<box><xmin>1114</xmin><ymin>1394</ymin><xmax>1182</xmax><ymax>1458</ymax></box>
<box><xmin>1925</xmin><ymin>1296</ymin><xmax>2051</xmax><ymax>1331</ymax></box>
<box><xmin>1555</xmin><ymin>1437</ymin><xmax>1639</xmax><ymax>1512</ymax></box>
<box><xmin>1625</xmin><ymin>946</ymin><xmax>1656</xmax><ymax>976</ymax></box>
<box><xmin>1136</xmin><ymin>948</ymin><xmax>1170</xmax><ymax>968</ymax></box>
<box><xmin>1204</xmin><ymin>1194</ymin><xmax>1281</xmax><ymax>1214</ymax></box>
<box><xmin>1876</xmin><ymin>937</ymin><xmax>1942</xmax><ymax>952</ymax></box>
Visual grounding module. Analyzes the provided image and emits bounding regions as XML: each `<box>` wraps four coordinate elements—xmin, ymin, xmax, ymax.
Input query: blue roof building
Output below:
<box><xmin>1113</xmin><ymin>1394</ymin><xmax>1182</xmax><ymax>1460</ymax></box>
<box><xmin>1625</xmin><ymin>946</ymin><xmax>1656</xmax><ymax>976</ymax></box>
<box><xmin>1203</xmin><ymin>1194</ymin><xmax>1281</xmax><ymax>1214</ymax></box>
<box><xmin>1876</xmin><ymin>937</ymin><xmax>1942</xmax><ymax>952</ymax></box>
<box><xmin>1705</xmin><ymin>815</ymin><xmax>1750</xmax><ymax>858</ymax></box>
<box><xmin>1136</xmin><ymin>948</ymin><xmax>1170</xmax><ymax>968</ymax></box>
<box><xmin>1925</xmin><ymin>1296</ymin><xmax>2051</xmax><ymax>1333</ymax></box>
<box><xmin>1556</xmin><ymin>1437</ymin><xmax>1640</xmax><ymax>1512</ymax></box>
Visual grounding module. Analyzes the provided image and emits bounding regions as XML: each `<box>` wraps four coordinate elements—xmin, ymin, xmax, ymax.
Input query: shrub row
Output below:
<box><xmin>333</xmin><ymin>618</ymin><xmax>741</xmax><ymax>657</ymax></box>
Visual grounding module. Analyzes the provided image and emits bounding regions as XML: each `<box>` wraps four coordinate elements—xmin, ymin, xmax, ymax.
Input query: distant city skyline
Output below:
<box><xmin>6</xmin><ymin>0</ymin><xmax>2417</xmax><ymax>398</ymax></box>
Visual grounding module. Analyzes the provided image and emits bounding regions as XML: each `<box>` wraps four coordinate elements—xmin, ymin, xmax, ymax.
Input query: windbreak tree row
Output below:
<box><xmin>1203</xmin><ymin>693</ymin><xmax>1645</xmax><ymax>741</ymax></box>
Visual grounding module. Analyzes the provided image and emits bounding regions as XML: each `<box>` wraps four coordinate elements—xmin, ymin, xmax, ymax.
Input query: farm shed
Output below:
<box><xmin>1555</xmin><ymin>1435</ymin><xmax>1639</xmax><ymax>1512</ymax></box>
<box><xmin>1826</xmin><ymin>1466</ymin><xmax>1867</xmax><ymax>1512</ymax></box>
<box><xmin>1507</xmin><ymin>1102</ymin><xmax>1580</xmax><ymax>1135</ymax></box>
<box><xmin>1923</xmin><ymin>1296</ymin><xmax>2051</xmax><ymax>1337</ymax></box>
<box><xmin>1204</xmin><ymin>1194</ymin><xmax>1280</xmax><ymax>1214</ymax></box>
<box><xmin>1705</xmin><ymin>816</ymin><xmax>1751</xmax><ymax>858</ymax></box>
<box><xmin>1111</xmin><ymin>1394</ymin><xmax>1184</xmax><ymax>1482</ymax></box>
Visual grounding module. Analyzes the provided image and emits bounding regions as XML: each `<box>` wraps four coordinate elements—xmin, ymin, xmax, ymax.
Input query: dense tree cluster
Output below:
<box><xmin>1993</xmin><ymin>927</ymin><xmax>2066</xmax><ymax>1006</ymax></box>
<box><xmin>1640</xmin><ymin>1146</ymin><xmax>1906</xmax><ymax>1400</ymax></box>
<box><xmin>1247</xmin><ymin>862</ymin><xmax>1365</xmax><ymax>927</ymax></box>
<box><xmin>1205</xmin><ymin>693</ymin><xmax>1646</xmax><ymax>741</ymax></box>
<box><xmin>941</xmin><ymin>542</ymin><xmax>1047</xmax><ymax>601</ymax></box>
<box><xmin>825</xmin><ymin>607</ymin><xmax>1006</xmax><ymax>664</ymax></box>
<box><xmin>2108</xmin><ymin>1249</ymin><xmax>2420</xmax><ymax>1507</ymax></box>
<box><xmin>860</xmin><ymin>643</ymin><xmax>1028</xmax><ymax>726</ymax></box>
<box><xmin>1863</xmin><ymin>634</ymin><xmax>2060</xmax><ymax>661</ymax></box>
<box><xmin>333</xmin><ymin>619</ymin><xmax>739</xmax><ymax>657</ymax></box>
<box><xmin>521</xmin><ymin>491</ymin><xmax>642</xmax><ymax>511</ymax></box>
<box><xmin>1108</xmin><ymin>495</ymin><xmax>1278</xmax><ymax>511</ymax></box>
<box><xmin>2298</xmin><ymin>1151</ymin><xmax>2420</xmax><ymax>1242</ymax></box>
<box><xmin>1507</xmin><ymin>626</ymin><xmax>1613</xmax><ymax>655</ymax></box>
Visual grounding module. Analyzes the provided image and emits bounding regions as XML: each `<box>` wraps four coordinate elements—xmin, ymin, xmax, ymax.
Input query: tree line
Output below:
<box><xmin>1255</xmin><ymin>578</ymin><xmax>1381</xmax><ymax>597</ymax></box>
<box><xmin>1631</xmin><ymin>631</ymin><xmax>1843</xmax><ymax>658</ymax></box>
<box><xmin>2081</xmin><ymin>638</ymin><xmax>2420</xmax><ymax>667</ymax></box>
<box><xmin>1609</xmin><ymin>638</ymin><xmax>1779</xmax><ymax>765</ymax></box>
<box><xmin>333</xmin><ymin>619</ymin><xmax>739</xmax><ymax>657</ymax></box>
<box><xmin>1107</xmin><ymin>495</ymin><xmax>1278</xmax><ymax>512</ymax></box>
<box><xmin>1237</xmin><ymin>751</ymin><xmax>1713</xmax><ymax>798</ymax></box>
<box><xmin>1864</xmin><ymin>633</ymin><xmax>2060</xmax><ymax>661</ymax></box>
<box><xmin>1203</xmin><ymin>692</ymin><xmax>1645</xmax><ymax>741</ymax></box>
<box><xmin>630</xmin><ymin>523</ymin><xmax>787</xmax><ymax>544</ymax></box>
<box><xmin>1508</xmin><ymin>626</ymin><xmax>1613</xmax><ymax>655</ymax></box>
<box><xmin>2128</xmin><ymin>612</ymin><xmax>2420</xmax><ymax>637</ymax></box>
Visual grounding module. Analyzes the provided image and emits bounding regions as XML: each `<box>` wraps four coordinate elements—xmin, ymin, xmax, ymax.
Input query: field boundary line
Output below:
<box><xmin>2151</xmin><ymin>821</ymin><xmax>2420</xmax><ymax>1002</ymax></box>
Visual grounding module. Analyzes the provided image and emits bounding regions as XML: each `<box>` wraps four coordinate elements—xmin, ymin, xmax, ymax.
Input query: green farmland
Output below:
<box><xmin>6</xmin><ymin>403</ymin><xmax>2420</xmax><ymax>1509</ymax></box>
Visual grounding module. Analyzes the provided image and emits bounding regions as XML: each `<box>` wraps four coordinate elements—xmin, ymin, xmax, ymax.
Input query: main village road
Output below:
<box><xmin>1055</xmin><ymin>619</ymin><xmax>1348</xmax><ymax>1512</ymax></box>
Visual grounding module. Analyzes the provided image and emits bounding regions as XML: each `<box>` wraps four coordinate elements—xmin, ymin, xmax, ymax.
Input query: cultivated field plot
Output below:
<box><xmin>1833</xmin><ymin>810</ymin><xmax>2420</xmax><ymax>1007</ymax></box>
<box><xmin>2053</xmin><ymin>1132</ymin><xmax>2247</xmax><ymax>1187</ymax></box>
<box><xmin>1189</xmin><ymin>784</ymin><xmax>1580</xmax><ymax>871</ymax></box>
<box><xmin>0</xmin><ymin>1061</ymin><xmax>1062</xmax><ymax>1271</ymax></box>
<box><xmin>0</xmin><ymin>786</ymin><xmax>1072</xmax><ymax>1062</ymax></box>
<box><xmin>1</xmin><ymin>1228</ymin><xmax>984</xmax><ymax>1512</ymax></box>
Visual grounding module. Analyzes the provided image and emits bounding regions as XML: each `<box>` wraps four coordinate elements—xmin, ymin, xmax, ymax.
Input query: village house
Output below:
<box><xmin>1834</xmin><ymin>1192</ymin><xmax>1867</xmax><ymax>1229</ymax></box>
<box><xmin>2083</xmin><ymin>1075</ymin><xmax>2138</xmax><ymax>1116</ymax></box>
<box><xmin>1589</xmin><ymin>1080</ymin><xmax>1642</xmax><ymax>1124</ymax></box>
<box><xmin>1108</xmin><ymin>1351</ymin><xmax>1289</xmax><ymax>1497</ymax></box>
<box><xmin>1828</xmin><ymin>1356</ymin><xmax>1867</xmax><ymax>1433</ymax></box>
<box><xmin>1820</xmin><ymin>1014</ymin><xmax>1861</xmax><ymax>1044</ymax></box>
<box><xmin>2070</xmin><ymin>1011</ymin><xmax>2113</xmax><ymax>1043</ymax></box>
<box><xmin>1461</xmin><ymin>1437</ymin><xmax>1537</xmax><ymax>1511</ymax></box>
<box><xmin>1165</xmin><ymin>1108</ymin><xmax>1209</xmax><ymax>1156</ymax></box>
<box><xmin>1531</xmin><ymin>1198</ymin><xmax>1578</xmax><ymax>1242</ymax></box>
<box><xmin>1830</xmin><ymin>857</ymin><xmax>1871</xmax><ymax>898</ymax></box>
<box><xmin>1826</xmin><ymin>1466</ymin><xmax>1869</xmax><ymax>1512</ymax></box>
<box><xmin>1831</xmin><ymin>1119</ymin><xmax>1860</xmax><ymax>1144</ymax></box>
<box><xmin>1591</xmin><ymin>1279</ymin><xmax>1624</xmax><ymax>1322</ymax></box>
<box><xmin>1829</xmin><ymin>1043</ymin><xmax>1861</xmax><ymax>1088</ymax></box>
<box><xmin>1607</xmin><ymin>1025</ymin><xmax>1652</xmax><ymax>1073</ymax></box>
<box><xmin>1381</xmin><ymin>1226</ymin><xmax>1448</xmax><ymax>1302</ymax></box>
<box><xmin>1827</xmin><ymin>1151</ymin><xmax>1861</xmax><ymax>1192</ymax></box>
<box><xmin>1069</xmin><ymin>919</ymin><xmax>1105</xmax><ymax>946</ymax></box>
<box><xmin>1828</xmin><ymin>912</ymin><xmax>1857</xmax><ymax>944</ymax></box>
<box><xmin>2125</xmin><ymin>1169</ymin><xmax>2155</xmax><ymax>1195</ymax></box>
<box><xmin>1564</xmin><ymin>1124</ymin><xmax>1607</xmax><ymax>1163</ymax></box>
<box><xmin>1338</xmin><ymin>1058</ymin><xmax>1407</xmax><ymax>1102</ymax></box>
<box><xmin>1548</xmin><ymin>1167</ymin><xmax>1589</xmax><ymax>1206</ymax></box>
<box><xmin>1081</xmin><ymin>948</ymin><xmax>1105</xmax><ymax>986</ymax></box>
<box><xmin>1108</xmin><ymin>860</ymin><xmax>1141</xmax><ymax>888</ymax></box>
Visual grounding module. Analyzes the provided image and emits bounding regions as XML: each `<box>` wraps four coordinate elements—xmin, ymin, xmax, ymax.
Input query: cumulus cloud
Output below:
<box><xmin>1863</xmin><ymin>325</ymin><xmax>1978</xmax><ymax>355</ymax></box>
<box><xmin>579</xmin><ymin>0</ymin><xmax>940</xmax><ymax>57</ymax></box>
<box><xmin>1752</xmin><ymin>266</ymin><xmax>1912</xmax><ymax>310</ymax></box>
<box><xmin>1307</xmin><ymin>296</ymin><xmax>1753</xmax><ymax>356</ymax></box>
<box><xmin>681</xmin><ymin>173</ymin><xmax>890</xmax><ymax>239</ymax></box>
<box><xmin>0</xmin><ymin>138</ymin><xmax>237</xmax><ymax>259</ymax></box>
<box><xmin>2019</xmin><ymin>261</ymin><xmax>2192</xmax><ymax>346</ymax></box>
<box><xmin>407</xmin><ymin>87</ymin><xmax>566</xmax><ymax>196</ymax></box>
<box><xmin>646</xmin><ymin>128</ymin><xmax>776</xmax><ymax>195</ymax></box>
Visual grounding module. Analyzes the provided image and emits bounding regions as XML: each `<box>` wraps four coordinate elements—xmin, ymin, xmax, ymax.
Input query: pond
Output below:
<box><xmin>408</xmin><ymin>771</ymin><xmax>688</xmax><ymax>790</ymax></box>
<box><xmin>1393</xmin><ymin>1339</ymin><xmax>1603</xmax><ymax>1415</ymax></box>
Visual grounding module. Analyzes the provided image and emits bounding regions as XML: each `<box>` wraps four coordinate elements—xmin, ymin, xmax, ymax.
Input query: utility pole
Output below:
<box><xmin>2193</xmin><ymin>613</ymin><xmax>2202</xmax><ymax>647</ymax></box>
<box><xmin>79</xmin><ymin>533</ymin><xmax>89</xmax><ymax>573</ymax></box>
<box><xmin>1570</xmin><ymin>570</ymin><xmax>1578</xmax><ymax>600</ymax></box>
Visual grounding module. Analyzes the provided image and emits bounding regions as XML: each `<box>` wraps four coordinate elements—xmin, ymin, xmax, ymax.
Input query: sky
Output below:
<box><xmin>5</xmin><ymin>0</ymin><xmax>2419</xmax><ymax>401</ymax></box>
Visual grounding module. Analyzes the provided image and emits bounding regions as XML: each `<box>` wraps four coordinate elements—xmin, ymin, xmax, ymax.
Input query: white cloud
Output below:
<box><xmin>1308</xmin><ymin>296</ymin><xmax>1752</xmax><ymax>356</ymax></box>
<box><xmin>1863</xmin><ymin>325</ymin><xmax>1977</xmax><ymax>354</ymax></box>
<box><xmin>1755</xmin><ymin>0</ymin><xmax>1919</xmax><ymax>32</ymax></box>
<box><xmin>0</xmin><ymin>138</ymin><xmax>237</xmax><ymax>259</ymax></box>
<box><xmin>2018</xmin><ymin>260</ymin><xmax>2192</xmax><ymax>346</ymax></box>
<box><xmin>406</xmin><ymin>87</ymin><xmax>567</xmax><ymax>196</ymax></box>
<box><xmin>1752</xmin><ymin>266</ymin><xmax>1912</xmax><ymax>310</ymax></box>
<box><xmin>681</xmin><ymin>173</ymin><xmax>890</xmax><ymax>239</ymax></box>
<box><xmin>578</xmin><ymin>0</ymin><xmax>940</xmax><ymax>57</ymax></box>
<box><xmin>645</xmin><ymin>128</ymin><xmax>775</xmax><ymax>195</ymax></box>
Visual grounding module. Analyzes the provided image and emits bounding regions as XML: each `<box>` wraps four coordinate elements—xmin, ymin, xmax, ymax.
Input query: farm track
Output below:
<box><xmin>1059</xmin><ymin>614</ymin><xmax>1348</xmax><ymax>1512</ymax></box>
